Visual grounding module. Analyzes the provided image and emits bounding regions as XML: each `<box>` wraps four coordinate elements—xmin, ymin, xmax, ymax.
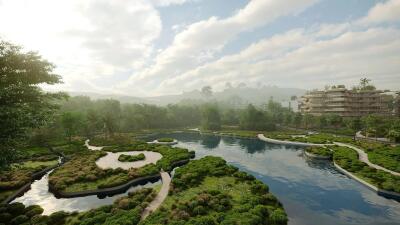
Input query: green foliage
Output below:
<box><xmin>61</xmin><ymin>112</ymin><xmax>84</xmax><ymax>142</ymax></box>
<box><xmin>202</xmin><ymin>105</ymin><xmax>221</xmax><ymax>131</ymax></box>
<box><xmin>0</xmin><ymin>40</ymin><xmax>66</xmax><ymax>168</ymax></box>
<box><xmin>305</xmin><ymin>147</ymin><xmax>333</xmax><ymax>158</ymax></box>
<box><xmin>157</xmin><ymin>138</ymin><xmax>174</xmax><ymax>143</ymax></box>
<box><xmin>333</xmin><ymin>146</ymin><xmax>400</xmax><ymax>193</ymax></box>
<box><xmin>353</xmin><ymin>141</ymin><xmax>400</xmax><ymax>173</ymax></box>
<box><xmin>240</xmin><ymin>104</ymin><xmax>275</xmax><ymax>131</ymax></box>
<box><xmin>143</xmin><ymin>157</ymin><xmax>287</xmax><ymax>225</ymax></box>
<box><xmin>118</xmin><ymin>153</ymin><xmax>146</xmax><ymax>162</ymax></box>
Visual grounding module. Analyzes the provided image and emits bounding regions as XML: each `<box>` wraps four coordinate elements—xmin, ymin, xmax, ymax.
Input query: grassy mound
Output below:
<box><xmin>49</xmin><ymin>151</ymin><xmax>159</xmax><ymax>192</ymax></box>
<box><xmin>118</xmin><ymin>153</ymin><xmax>146</xmax><ymax>162</ymax></box>
<box><xmin>142</xmin><ymin>156</ymin><xmax>288</xmax><ymax>225</ymax></box>
<box><xmin>0</xmin><ymin>188</ymin><xmax>156</xmax><ymax>225</ymax></box>
<box><xmin>333</xmin><ymin>146</ymin><xmax>400</xmax><ymax>193</ymax></box>
<box><xmin>305</xmin><ymin>146</ymin><xmax>332</xmax><ymax>158</ymax></box>
<box><xmin>157</xmin><ymin>138</ymin><xmax>174</xmax><ymax>143</ymax></box>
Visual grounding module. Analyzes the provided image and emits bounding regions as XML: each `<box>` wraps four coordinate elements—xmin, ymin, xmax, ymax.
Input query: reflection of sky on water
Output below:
<box><xmin>149</xmin><ymin>132</ymin><xmax>400</xmax><ymax>225</ymax></box>
<box><xmin>12</xmin><ymin>171</ymin><xmax>160</xmax><ymax>215</ymax></box>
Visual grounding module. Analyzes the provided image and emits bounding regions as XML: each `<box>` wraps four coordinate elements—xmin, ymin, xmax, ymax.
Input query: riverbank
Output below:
<box><xmin>258</xmin><ymin>133</ymin><xmax>400</xmax><ymax>201</ymax></box>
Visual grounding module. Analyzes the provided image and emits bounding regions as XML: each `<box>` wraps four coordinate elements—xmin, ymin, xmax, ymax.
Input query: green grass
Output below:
<box><xmin>305</xmin><ymin>147</ymin><xmax>333</xmax><ymax>158</ymax></box>
<box><xmin>142</xmin><ymin>156</ymin><xmax>287</xmax><ymax>225</ymax></box>
<box><xmin>157</xmin><ymin>138</ymin><xmax>174</xmax><ymax>143</ymax></box>
<box><xmin>333</xmin><ymin>146</ymin><xmax>400</xmax><ymax>193</ymax></box>
<box><xmin>13</xmin><ymin>160</ymin><xmax>58</xmax><ymax>170</ymax></box>
<box><xmin>118</xmin><ymin>153</ymin><xmax>145</xmax><ymax>162</ymax></box>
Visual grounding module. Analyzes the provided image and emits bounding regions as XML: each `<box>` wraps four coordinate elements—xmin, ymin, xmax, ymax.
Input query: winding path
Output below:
<box><xmin>258</xmin><ymin>134</ymin><xmax>400</xmax><ymax>176</ymax></box>
<box><xmin>333</xmin><ymin>142</ymin><xmax>400</xmax><ymax>176</ymax></box>
<box><xmin>85</xmin><ymin>139</ymin><xmax>173</xmax><ymax>220</ymax></box>
<box><xmin>141</xmin><ymin>171</ymin><xmax>171</xmax><ymax>220</ymax></box>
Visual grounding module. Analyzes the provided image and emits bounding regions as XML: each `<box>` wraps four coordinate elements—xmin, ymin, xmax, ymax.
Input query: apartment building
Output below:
<box><xmin>298</xmin><ymin>87</ymin><xmax>393</xmax><ymax>117</ymax></box>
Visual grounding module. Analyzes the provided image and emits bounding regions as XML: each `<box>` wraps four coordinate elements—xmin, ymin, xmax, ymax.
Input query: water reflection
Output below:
<box><xmin>13</xmin><ymin>171</ymin><xmax>160</xmax><ymax>215</ymax></box>
<box><xmin>147</xmin><ymin>132</ymin><xmax>400</xmax><ymax>225</ymax></box>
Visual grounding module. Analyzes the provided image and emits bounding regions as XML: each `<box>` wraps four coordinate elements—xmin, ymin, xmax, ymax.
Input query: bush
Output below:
<box><xmin>118</xmin><ymin>153</ymin><xmax>145</xmax><ymax>162</ymax></box>
<box><xmin>157</xmin><ymin>138</ymin><xmax>174</xmax><ymax>143</ymax></box>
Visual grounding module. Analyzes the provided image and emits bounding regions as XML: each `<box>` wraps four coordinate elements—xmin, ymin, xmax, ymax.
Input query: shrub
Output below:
<box><xmin>157</xmin><ymin>138</ymin><xmax>174</xmax><ymax>143</ymax></box>
<box><xmin>118</xmin><ymin>153</ymin><xmax>145</xmax><ymax>162</ymax></box>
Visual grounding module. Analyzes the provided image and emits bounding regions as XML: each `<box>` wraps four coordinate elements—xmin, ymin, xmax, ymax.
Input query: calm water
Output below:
<box><xmin>147</xmin><ymin>132</ymin><xmax>400</xmax><ymax>225</ymax></box>
<box><xmin>12</xmin><ymin>171</ymin><xmax>161</xmax><ymax>215</ymax></box>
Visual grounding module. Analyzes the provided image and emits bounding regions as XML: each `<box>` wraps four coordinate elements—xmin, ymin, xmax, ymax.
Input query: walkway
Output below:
<box><xmin>258</xmin><ymin>134</ymin><xmax>400</xmax><ymax>176</ymax></box>
<box><xmin>333</xmin><ymin>142</ymin><xmax>400</xmax><ymax>176</ymax></box>
<box><xmin>84</xmin><ymin>139</ymin><xmax>103</xmax><ymax>151</ymax></box>
<box><xmin>257</xmin><ymin>134</ymin><xmax>328</xmax><ymax>147</ymax></box>
<box><xmin>141</xmin><ymin>171</ymin><xmax>171</xmax><ymax>220</ymax></box>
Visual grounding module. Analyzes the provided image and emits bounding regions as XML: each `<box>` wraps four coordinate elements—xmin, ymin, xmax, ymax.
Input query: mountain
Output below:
<box><xmin>68</xmin><ymin>86</ymin><xmax>306</xmax><ymax>108</ymax></box>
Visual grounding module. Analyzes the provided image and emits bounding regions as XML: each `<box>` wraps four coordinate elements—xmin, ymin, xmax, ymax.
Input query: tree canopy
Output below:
<box><xmin>0</xmin><ymin>40</ymin><xmax>65</xmax><ymax>168</ymax></box>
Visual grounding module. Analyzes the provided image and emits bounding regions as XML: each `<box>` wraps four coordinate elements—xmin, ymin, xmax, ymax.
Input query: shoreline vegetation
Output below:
<box><xmin>48</xmin><ymin>137</ymin><xmax>194</xmax><ymax>194</ymax></box>
<box><xmin>118</xmin><ymin>153</ymin><xmax>146</xmax><ymax>162</ymax></box>
<box><xmin>259</xmin><ymin>132</ymin><xmax>400</xmax><ymax>197</ymax></box>
<box><xmin>0</xmin><ymin>156</ymin><xmax>288</xmax><ymax>225</ymax></box>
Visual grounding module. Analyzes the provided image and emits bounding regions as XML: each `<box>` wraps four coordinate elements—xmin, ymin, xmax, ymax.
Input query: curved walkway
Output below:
<box><xmin>257</xmin><ymin>134</ymin><xmax>328</xmax><ymax>147</ymax></box>
<box><xmin>141</xmin><ymin>171</ymin><xmax>171</xmax><ymax>220</ymax></box>
<box><xmin>84</xmin><ymin>139</ymin><xmax>103</xmax><ymax>151</ymax></box>
<box><xmin>333</xmin><ymin>142</ymin><xmax>400</xmax><ymax>176</ymax></box>
<box><xmin>258</xmin><ymin>134</ymin><xmax>400</xmax><ymax>176</ymax></box>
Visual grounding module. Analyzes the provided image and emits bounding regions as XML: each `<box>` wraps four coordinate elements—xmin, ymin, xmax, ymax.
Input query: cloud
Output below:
<box><xmin>156</xmin><ymin>26</ymin><xmax>400</xmax><ymax>92</ymax></box>
<box><xmin>0</xmin><ymin>0</ymin><xmax>162</xmax><ymax>93</ymax></box>
<box><xmin>120</xmin><ymin>0</ymin><xmax>319</xmax><ymax>94</ymax></box>
<box><xmin>358</xmin><ymin>0</ymin><xmax>400</xmax><ymax>25</ymax></box>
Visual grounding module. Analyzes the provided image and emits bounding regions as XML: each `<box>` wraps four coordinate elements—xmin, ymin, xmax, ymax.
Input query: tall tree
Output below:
<box><xmin>201</xmin><ymin>104</ymin><xmax>221</xmax><ymax>131</ymax></box>
<box><xmin>0</xmin><ymin>40</ymin><xmax>65</xmax><ymax>168</ymax></box>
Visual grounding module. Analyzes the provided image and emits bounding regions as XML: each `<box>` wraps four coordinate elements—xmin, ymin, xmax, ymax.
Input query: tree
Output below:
<box><xmin>240</xmin><ymin>104</ymin><xmax>275</xmax><ymax>131</ymax></box>
<box><xmin>359</xmin><ymin>78</ymin><xmax>376</xmax><ymax>91</ymax></box>
<box><xmin>0</xmin><ymin>40</ymin><xmax>65</xmax><ymax>168</ymax></box>
<box><xmin>61</xmin><ymin>112</ymin><xmax>83</xmax><ymax>142</ymax></box>
<box><xmin>201</xmin><ymin>86</ymin><xmax>213</xmax><ymax>98</ymax></box>
<box><xmin>201</xmin><ymin>104</ymin><xmax>221</xmax><ymax>131</ymax></box>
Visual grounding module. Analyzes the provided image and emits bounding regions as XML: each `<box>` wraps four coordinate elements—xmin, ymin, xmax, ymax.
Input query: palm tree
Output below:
<box><xmin>360</xmin><ymin>78</ymin><xmax>371</xmax><ymax>89</ymax></box>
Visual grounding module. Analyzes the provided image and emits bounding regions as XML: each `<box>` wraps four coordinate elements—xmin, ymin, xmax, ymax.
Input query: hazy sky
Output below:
<box><xmin>1</xmin><ymin>0</ymin><xmax>399</xmax><ymax>96</ymax></box>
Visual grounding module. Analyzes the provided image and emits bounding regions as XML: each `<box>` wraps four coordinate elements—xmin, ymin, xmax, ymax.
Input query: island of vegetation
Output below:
<box><xmin>304</xmin><ymin>146</ymin><xmax>333</xmax><ymax>159</ymax></box>
<box><xmin>0</xmin><ymin>156</ymin><xmax>288</xmax><ymax>225</ymax></box>
<box><xmin>118</xmin><ymin>153</ymin><xmax>146</xmax><ymax>162</ymax></box>
<box><xmin>157</xmin><ymin>138</ymin><xmax>175</xmax><ymax>143</ymax></box>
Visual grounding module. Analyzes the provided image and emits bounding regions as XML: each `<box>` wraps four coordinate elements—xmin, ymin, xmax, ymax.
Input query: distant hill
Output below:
<box><xmin>69</xmin><ymin>86</ymin><xmax>305</xmax><ymax>108</ymax></box>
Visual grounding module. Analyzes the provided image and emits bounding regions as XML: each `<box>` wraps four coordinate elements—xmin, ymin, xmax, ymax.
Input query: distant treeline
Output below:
<box><xmin>35</xmin><ymin>96</ymin><xmax>399</xmax><ymax>143</ymax></box>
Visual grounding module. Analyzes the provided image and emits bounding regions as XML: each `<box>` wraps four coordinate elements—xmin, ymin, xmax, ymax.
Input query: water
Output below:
<box><xmin>147</xmin><ymin>132</ymin><xmax>400</xmax><ymax>225</ymax></box>
<box><xmin>12</xmin><ymin>171</ymin><xmax>161</xmax><ymax>215</ymax></box>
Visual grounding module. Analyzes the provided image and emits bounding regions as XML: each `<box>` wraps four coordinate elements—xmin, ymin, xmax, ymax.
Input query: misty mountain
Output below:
<box><xmin>69</xmin><ymin>86</ymin><xmax>305</xmax><ymax>107</ymax></box>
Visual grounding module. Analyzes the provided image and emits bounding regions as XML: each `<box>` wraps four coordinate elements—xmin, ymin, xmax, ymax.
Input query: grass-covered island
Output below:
<box><xmin>143</xmin><ymin>156</ymin><xmax>288</xmax><ymax>225</ymax></box>
<box><xmin>49</xmin><ymin>140</ymin><xmax>194</xmax><ymax>194</ymax></box>
<box><xmin>157</xmin><ymin>138</ymin><xmax>175</xmax><ymax>143</ymax></box>
<box><xmin>118</xmin><ymin>153</ymin><xmax>146</xmax><ymax>162</ymax></box>
<box><xmin>1</xmin><ymin>156</ymin><xmax>288</xmax><ymax>225</ymax></box>
<box><xmin>305</xmin><ymin>146</ymin><xmax>333</xmax><ymax>159</ymax></box>
<box><xmin>333</xmin><ymin>146</ymin><xmax>400</xmax><ymax>193</ymax></box>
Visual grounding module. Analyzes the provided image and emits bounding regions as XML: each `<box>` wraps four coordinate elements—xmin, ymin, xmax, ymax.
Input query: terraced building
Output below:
<box><xmin>298</xmin><ymin>86</ymin><xmax>393</xmax><ymax>117</ymax></box>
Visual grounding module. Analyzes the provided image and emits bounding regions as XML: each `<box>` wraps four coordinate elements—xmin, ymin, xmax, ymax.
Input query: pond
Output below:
<box><xmin>147</xmin><ymin>132</ymin><xmax>400</xmax><ymax>225</ymax></box>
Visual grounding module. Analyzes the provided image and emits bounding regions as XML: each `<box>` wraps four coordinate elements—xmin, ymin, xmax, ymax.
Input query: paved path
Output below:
<box><xmin>141</xmin><ymin>171</ymin><xmax>171</xmax><ymax>220</ymax></box>
<box><xmin>257</xmin><ymin>134</ymin><xmax>329</xmax><ymax>147</ymax></box>
<box><xmin>333</xmin><ymin>142</ymin><xmax>400</xmax><ymax>176</ymax></box>
<box><xmin>84</xmin><ymin>139</ymin><xmax>103</xmax><ymax>151</ymax></box>
<box><xmin>257</xmin><ymin>135</ymin><xmax>400</xmax><ymax>176</ymax></box>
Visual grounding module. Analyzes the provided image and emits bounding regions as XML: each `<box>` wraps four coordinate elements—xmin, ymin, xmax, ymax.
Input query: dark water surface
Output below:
<box><xmin>147</xmin><ymin>132</ymin><xmax>400</xmax><ymax>225</ymax></box>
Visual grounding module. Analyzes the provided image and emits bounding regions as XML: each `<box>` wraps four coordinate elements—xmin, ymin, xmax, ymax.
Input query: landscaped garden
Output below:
<box><xmin>142</xmin><ymin>156</ymin><xmax>288</xmax><ymax>225</ymax></box>
<box><xmin>332</xmin><ymin>146</ymin><xmax>400</xmax><ymax>193</ymax></box>
<box><xmin>118</xmin><ymin>153</ymin><xmax>146</xmax><ymax>162</ymax></box>
<box><xmin>48</xmin><ymin>140</ymin><xmax>194</xmax><ymax>193</ymax></box>
<box><xmin>305</xmin><ymin>146</ymin><xmax>333</xmax><ymax>158</ymax></box>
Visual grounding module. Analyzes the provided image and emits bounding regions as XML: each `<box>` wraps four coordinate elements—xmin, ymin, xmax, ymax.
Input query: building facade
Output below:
<box><xmin>298</xmin><ymin>87</ymin><xmax>393</xmax><ymax>117</ymax></box>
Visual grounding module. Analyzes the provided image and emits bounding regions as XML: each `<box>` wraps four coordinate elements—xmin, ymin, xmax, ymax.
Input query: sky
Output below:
<box><xmin>0</xmin><ymin>0</ymin><xmax>399</xmax><ymax>97</ymax></box>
